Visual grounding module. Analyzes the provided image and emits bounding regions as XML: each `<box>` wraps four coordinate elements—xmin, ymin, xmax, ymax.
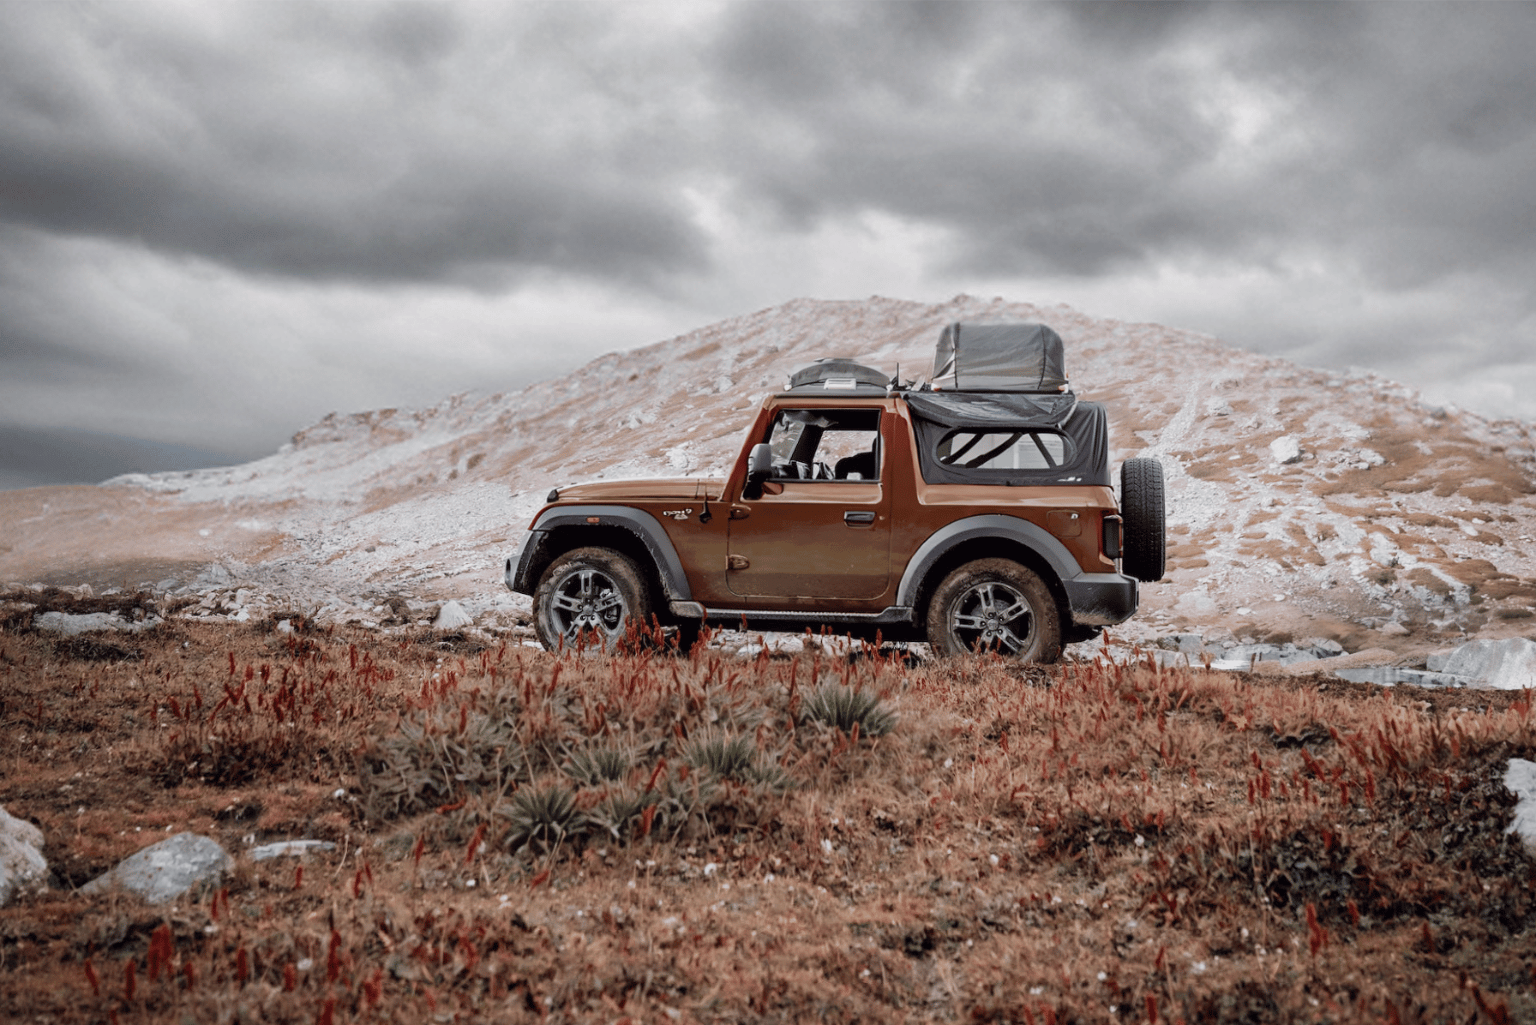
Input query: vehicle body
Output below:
<box><xmin>505</xmin><ymin>326</ymin><xmax>1164</xmax><ymax>660</ymax></box>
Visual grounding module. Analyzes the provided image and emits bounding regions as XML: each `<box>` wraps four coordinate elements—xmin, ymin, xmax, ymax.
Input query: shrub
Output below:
<box><xmin>498</xmin><ymin>784</ymin><xmax>585</xmax><ymax>852</ymax></box>
<box><xmin>799</xmin><ymin>682</ymin><xmax>896</xmax><ymax>738</ymax></box>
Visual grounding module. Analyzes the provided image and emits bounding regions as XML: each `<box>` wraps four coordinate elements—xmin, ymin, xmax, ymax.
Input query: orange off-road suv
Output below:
<box><xmin>505</xmin><ymin>322</ymin><xmax>1164</xmax><ymax>661</ymax></box>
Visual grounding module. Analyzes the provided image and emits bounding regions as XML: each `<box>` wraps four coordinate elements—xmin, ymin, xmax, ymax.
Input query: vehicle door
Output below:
<box><xmin>727</xmin><ymin>407</ymin><xmax>892</xmax><ymax>601</ymax></box>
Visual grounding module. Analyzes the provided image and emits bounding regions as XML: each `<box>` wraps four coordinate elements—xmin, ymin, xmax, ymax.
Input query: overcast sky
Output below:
<box><xmin>4</xmin><ymin>1</ymin><xmax>1536</xmax><ymax>488</ymax></box>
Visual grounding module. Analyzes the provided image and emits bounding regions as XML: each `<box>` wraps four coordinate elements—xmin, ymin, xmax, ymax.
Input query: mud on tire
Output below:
<box><xmin>533</xmin><ymin>547</ymin><xmax>654</xmax><ymax>653</ymax></box>
<box><xmin>925</xmin><ymin>558</ymin><xmax>1061</xmax><ymax>663</ymax></box>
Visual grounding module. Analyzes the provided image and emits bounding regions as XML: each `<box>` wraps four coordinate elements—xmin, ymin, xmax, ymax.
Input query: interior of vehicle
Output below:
<box><xmin>765</xmin><ymin>408</ymin><xmax>882</xmax><ymax>481</ymax></box>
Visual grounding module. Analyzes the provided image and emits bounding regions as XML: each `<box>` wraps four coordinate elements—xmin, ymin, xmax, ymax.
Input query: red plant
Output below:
<box><xmin>147</xmin><ymin>922</ymin><xmax>174</xmax><ymax>982</ymax></box>
<box><xmin>1306</xmin><ymin>903</ymin><xmax>1328</xmax><ymax>955</ymax></box>
<box><xmin>327</xmin><ymin>929</ymin><xmax>344</xmax><ymax>984</ymax></box>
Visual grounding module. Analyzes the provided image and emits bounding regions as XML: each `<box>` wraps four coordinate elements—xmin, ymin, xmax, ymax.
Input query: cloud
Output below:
<box><xmin>2</xmin><ymin>1</ymin><xmax>1536</xmax><ymax>489</ymax></box>
<box><xmin>0</xmin><ymin>3</ymin><xmax>709</xmax><ymax>286</ymax></box>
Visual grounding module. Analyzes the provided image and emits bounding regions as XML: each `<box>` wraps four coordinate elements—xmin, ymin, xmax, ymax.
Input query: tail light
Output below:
<box><xmin>1102</xmin><ymin>515</ymin><xmax>1122</xmax><ymax>559</ymax></box>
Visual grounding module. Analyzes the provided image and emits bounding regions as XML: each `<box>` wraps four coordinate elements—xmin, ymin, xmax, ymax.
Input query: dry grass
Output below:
<box><xmin>2</xmin><ymin>596</ymin><xmax>1535</xmax><ymax>1023</ymax></box>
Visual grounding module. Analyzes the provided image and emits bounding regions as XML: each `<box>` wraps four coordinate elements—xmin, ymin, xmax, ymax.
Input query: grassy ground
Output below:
<box><xmin>1</xmin><ymin>592</ymin><xmax>1534</xmax><ymax>1024</ymax></box>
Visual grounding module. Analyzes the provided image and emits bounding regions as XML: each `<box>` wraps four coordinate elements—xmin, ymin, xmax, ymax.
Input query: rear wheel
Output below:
<box><xmin>1120</xmin><ymin>457</ymin><xmax>1166</xmax><ymax>583</ymax></box>
<box><xmin>925</xmin><ymin>559</ymin><xmax>1061</xmax><ymax>663</ymax></box>
<box><xmin>533</xmin><ymin>547</ymin><xmax>653</xmax><ymax>653</ymax></box>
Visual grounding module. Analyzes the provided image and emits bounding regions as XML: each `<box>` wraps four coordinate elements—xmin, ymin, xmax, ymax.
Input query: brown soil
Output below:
<box><xmin>2</xmin><ymin>600</ymin><xmax>1534</xmax><ymax>1023</ymax></box>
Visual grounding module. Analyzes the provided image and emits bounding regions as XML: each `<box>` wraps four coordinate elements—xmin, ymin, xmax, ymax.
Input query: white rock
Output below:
<box><xmin>1426</xmin><ymin>637</ymin><xmax>1536</xmax><ymax>689</ymax></box>
<box><xmin>1269</xmin><ymin>436</ymin><xmax>1302</xmax><ymax>464</ymax></box>
<box><xmin>34</xmin><ymin>611</ymin><xmax>163</xmax><ymax>636</ymax></box>
<box><xmin>81</xmin><ymin>833</ymin><xmax>233</xmax><ymax>905</ymax></box>
<box><xmin>0</xmin><ymin>805</ymin><xmax>48</xmax><ymax>906</ymax></box>
<box><xmin>1505</xmin><ymin>759</ymin><xmax>1536</xmax><ymax>854</ymax></box>
<box><xmin>433</xmin><ymin>600</ymin><xmax>474</xmax><ymax>630</ymax></box>
<box><xmin>250</xmin><ymin>840</ymin><xmax>337</xmax><ymax>862</ymax></box>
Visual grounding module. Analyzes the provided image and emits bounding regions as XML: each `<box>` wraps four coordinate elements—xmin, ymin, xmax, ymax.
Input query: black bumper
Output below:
<box><xmin>1061</xmin><ymin>572</ymin><xmax>1139</xmax><ymax>626</ymax></box>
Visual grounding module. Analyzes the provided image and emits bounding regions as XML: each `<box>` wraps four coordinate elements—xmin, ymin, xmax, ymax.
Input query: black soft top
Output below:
<box><xmin>904</xmin><ymin>391</ymin><xmax>1109</xmax><ymax>487</ymax></box>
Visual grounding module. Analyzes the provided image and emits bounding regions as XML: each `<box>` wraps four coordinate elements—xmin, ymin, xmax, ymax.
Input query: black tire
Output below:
<box><xmin>533</xmin><ymin>547</ymin><xmax>654</xmax><ymax>653</ymax></box>
<box><xmin>925</xmin><ymin>559</ymin><xmax>1061</xmax><ymax>663</ymax></box>
<box><xmin>1120</xmin><ymin>457</ymin><xmax>1166</xmax><ymax>583</ymax></box>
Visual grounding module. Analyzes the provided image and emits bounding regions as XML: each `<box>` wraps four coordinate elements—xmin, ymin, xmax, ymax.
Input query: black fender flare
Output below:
<box><xmin>508</xmin><ymin>505</ymin><xmax>692</xmax><ymax>601</ymax></box>
<box><xmin>896</xmin><ymin>514</ymin><xmax>1081</xmax><ymax>610</ymax></box>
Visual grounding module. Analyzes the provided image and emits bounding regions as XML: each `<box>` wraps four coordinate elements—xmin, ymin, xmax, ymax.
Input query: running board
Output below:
<box><xmin>669</xmin><ymin>602</ymin><xmax>914</xmax><ymax>626</ymax></box>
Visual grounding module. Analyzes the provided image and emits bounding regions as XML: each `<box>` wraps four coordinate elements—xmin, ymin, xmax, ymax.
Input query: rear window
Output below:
<box><xmin>936</xmin><ymin>429</ymin><xmax>1070</xmax><ymax>471</ymax></box>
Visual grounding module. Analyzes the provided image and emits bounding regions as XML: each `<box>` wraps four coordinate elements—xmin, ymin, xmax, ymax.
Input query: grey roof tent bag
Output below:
<box><xmin>931</xmin><ymin>322</ymin><xmax>1067</xmax><ymax>393</ymax></box>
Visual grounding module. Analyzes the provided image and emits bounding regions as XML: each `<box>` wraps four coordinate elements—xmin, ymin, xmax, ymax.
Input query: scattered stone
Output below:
<box><xmin>251</xmin><ymin>840</ymin><xmax>337</xmax><ymax>862</ymax></box>
<box><xmin>0</xmin><ymin>805</ymin><xmax>47</xmax><ymax>907</ymax></box>
<box><xmin>81</xmin><ymin>833</ymin><xmax>233</xmax><ymax>905</ymax></box>
<box><xmin>1205</xmin><ymin>398</ymin><xmax>1233</xmax><ymax>417</ymax></box>
<box><xmin>1156</xmin><ymin>633</ymin><xmax>1207</xmax><ymax>655</ymax></box>
<box><xmin>1269</xmin><ymin>435</ymin><xmax>1302</xmax><ymax>464</ymax></box>
<box><xmin>433</xmin><ymin>600</ymin><xmax>474</xmax><ymax>630</ymax></box>
<box><xmin>1378</xmin><ymin>621</ymin><xmax>1410</xmax><ymax>637</ymax></box>
<box><xmin>34</xmin><ymin>611</ymin><xmax>164</xmax><ymax>636</ymax></box>
<box><xmin>1426</xmin><ymin>637</ymin><xmax>1536</xmax><ymax>689</ymax></box>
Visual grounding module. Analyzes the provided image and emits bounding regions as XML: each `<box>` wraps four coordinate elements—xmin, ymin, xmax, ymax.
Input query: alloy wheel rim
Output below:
<box><xmin>949</xmin><ymin>581</ymin><xmax>1033</xmax><ymax>654</ymax></box>
<box><xmin>548</xmin><ymin>567</ymin><xmax>626</xmax><ymax>646</ymax></box>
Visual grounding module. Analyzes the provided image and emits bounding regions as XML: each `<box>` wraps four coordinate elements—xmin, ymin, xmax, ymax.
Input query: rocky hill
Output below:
<box><xmin>3</xmin><ymin>294</ymin><xmax>1534</xmax><ymax>655</ymax></box>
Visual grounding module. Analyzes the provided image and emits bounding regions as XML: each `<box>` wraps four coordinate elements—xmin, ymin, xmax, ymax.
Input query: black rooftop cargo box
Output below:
<box><xmin>931</xmin><ymin>322</ymin><xmax>1067</xmax><ymax>393</ymax></box>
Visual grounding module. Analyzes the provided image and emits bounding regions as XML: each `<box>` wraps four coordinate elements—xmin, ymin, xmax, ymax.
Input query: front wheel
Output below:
<box><xmin>533</xmin><ymin>547</ymin><xmax>654</xmax><ymax>653</ymax></box>
<box><xmin>925</xmin><ymin>559</ymin><xmax>1061</xmax><ymax>662</ymax></box>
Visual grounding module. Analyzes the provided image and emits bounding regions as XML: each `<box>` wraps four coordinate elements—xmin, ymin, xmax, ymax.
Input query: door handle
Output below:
<box><xmin>843</xmin><ymin>510</ymin><xmax>876</xmax><ymax>524</ymax></box>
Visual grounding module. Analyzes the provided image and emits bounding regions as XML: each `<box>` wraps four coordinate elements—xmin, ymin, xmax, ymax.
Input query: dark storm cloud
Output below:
<box><xmin>3</xmin><ymin>1</ymin><xmax>1536</xmax><ymax>492</ymax></box>
<box><xmin>706</xmin><ymin>1</ymin><xmax>1536</xmax><ymax>292</ymax></box>
<box><xmin>0</xmin><ymin>3</ymin><xmax>707</xmax><ymax>287</ymax></box>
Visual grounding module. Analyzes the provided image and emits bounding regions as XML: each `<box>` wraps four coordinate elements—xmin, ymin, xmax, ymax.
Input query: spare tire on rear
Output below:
<box><xmin>1120</xmin><ymin>458</ymin><xmax>1166</xmax><ymax>583</ymax></box>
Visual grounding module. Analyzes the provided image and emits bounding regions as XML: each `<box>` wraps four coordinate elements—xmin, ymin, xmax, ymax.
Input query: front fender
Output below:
<box><xmin>505</xmin><ymin>505</ymin><xmax>693</xmax><ymax>601</ymax></box>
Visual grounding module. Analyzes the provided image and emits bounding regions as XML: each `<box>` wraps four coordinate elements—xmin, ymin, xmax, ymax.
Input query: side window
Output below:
<box><xmin>763</xmin><ymin>409</ymin><xmax>882</xmax><ymax>481</ymax></box>
<box><xmin>936</xmin><ymin>430</ymin><xmax>1069</xmax><ymax>471</ymax></box>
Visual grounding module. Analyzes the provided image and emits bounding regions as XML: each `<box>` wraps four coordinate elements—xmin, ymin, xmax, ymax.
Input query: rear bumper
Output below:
<box><xmin>1062</xmin><ymin>572</ymin><xmax>1139</xmax><ymax>626</ymax></box>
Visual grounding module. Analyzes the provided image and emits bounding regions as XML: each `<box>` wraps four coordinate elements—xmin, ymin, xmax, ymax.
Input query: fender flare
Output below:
<box><xmin>511</xmin><ymin>505</ymin><xmax>692</xmax><ymax>601</ymax></box>
<box><xmin>896</xmin><ymin>514</ymin><xmax>1080</xmax><ymax>609</ymax></box>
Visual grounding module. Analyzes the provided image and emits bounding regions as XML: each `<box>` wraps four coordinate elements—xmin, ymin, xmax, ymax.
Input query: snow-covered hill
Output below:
<box><xmin>4</xmin><ymin>295</ymin><xmax>1535</xmax><ymax>653</ymax></box>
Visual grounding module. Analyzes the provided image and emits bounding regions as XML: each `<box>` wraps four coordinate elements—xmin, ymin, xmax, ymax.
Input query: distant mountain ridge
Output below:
<box><xmin>7</xmin><ymin>295</ymin><xmax>1536</xmax><ymax>653</ymax></box>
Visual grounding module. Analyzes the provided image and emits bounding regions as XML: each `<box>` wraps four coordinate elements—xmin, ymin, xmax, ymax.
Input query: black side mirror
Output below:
<box><xmin>743</xmin><ymin>443</ymin><xmax>773</xmax><ymax>499</ymax></box>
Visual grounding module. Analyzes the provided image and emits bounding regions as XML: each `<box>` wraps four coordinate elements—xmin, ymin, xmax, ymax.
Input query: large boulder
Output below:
<box><xmin>81</xmin><ymin>833</ymin><xmax>232</xmax><ymax>905</ymax></box>
<box><xmin>0</xmin><ymin>805</ymin><xmax>47</xmax><ymax>906</ymax></box>
<box><xmin>1427</xmin><ymin>638</ymin><xmax>1536</xmax><ymax>689</ymax></box>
